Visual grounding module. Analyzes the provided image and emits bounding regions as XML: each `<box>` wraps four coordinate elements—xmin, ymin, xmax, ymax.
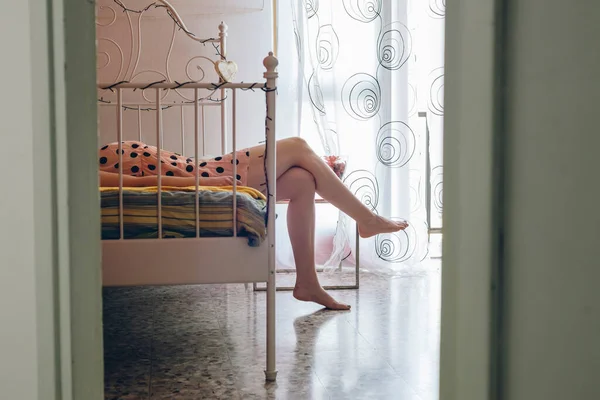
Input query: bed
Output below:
<box><xmin>96</xmin><ymin>0</ymin><xmax>278</xmax><ymax>381</ymax></box>
<box><xmin>100</xmin><ymin>186</ymin><xmax>267</xmax><ymax>245</ymax></box>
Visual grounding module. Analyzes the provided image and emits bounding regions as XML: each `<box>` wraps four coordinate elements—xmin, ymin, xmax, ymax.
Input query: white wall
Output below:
<box><xmin>502</xmin><ymin>1</ymin><xmax>600</xmax><ymax>398</ymax></box>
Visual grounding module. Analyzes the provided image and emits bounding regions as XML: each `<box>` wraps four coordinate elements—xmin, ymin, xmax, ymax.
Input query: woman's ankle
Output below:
<box><xmin>294</xmin><ymin>277</ymin><xmax>320</xmax><ymax>289</ymax></box>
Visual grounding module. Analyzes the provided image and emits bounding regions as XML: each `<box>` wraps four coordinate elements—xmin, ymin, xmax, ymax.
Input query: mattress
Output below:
<box><xmin>100</xmin><ymin>185</ymin><xmax>267</xmax><ymax>246</ymax></box>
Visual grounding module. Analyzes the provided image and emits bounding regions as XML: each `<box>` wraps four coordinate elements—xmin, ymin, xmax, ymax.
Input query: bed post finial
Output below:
<box><xmin>263</xmin><ymin>52</ymin><xmax>278</xmax><ymax>77</ymax></box>
<box><xmin>218</xmin><ymin>21</ymin><xmax>228</xmax><ymax>36</ymax></box>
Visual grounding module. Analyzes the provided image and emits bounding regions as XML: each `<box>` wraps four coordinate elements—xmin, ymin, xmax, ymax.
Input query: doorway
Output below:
<box><xmin>56</xmin><ymin>0</ymin><xmax>500</xmax><ymax>399</ymax></box>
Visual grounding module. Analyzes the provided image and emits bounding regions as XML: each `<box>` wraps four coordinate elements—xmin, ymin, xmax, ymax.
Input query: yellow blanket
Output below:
<box><xmin>99</xmin><ymin>185</ymin><xmax>266</xmax><ymax>200</ymax></box>
<box><xmin>100</xmin><ymin>185</ymin><xmax>267</xmax><ymax>246</ymax></box>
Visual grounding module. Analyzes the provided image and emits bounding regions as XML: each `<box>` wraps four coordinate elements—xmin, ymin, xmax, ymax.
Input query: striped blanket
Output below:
<box><xmin>100</xmin><ymin>185</ymin><xmax>267</xmax><ymax>246</ymax></box>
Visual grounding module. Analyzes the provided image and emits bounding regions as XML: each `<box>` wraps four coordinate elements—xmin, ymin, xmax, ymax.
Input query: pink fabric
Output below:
<box><xmin>99</xmin><ymin>141</ymin><xmax>252</xmax><ymax>185</ymax></box>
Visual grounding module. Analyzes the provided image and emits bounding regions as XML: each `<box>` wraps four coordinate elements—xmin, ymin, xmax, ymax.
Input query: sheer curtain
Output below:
<box><xmin>276</xmin><ymin>0</ymin><xmax>445</xmax><ymax>274</ymax></box>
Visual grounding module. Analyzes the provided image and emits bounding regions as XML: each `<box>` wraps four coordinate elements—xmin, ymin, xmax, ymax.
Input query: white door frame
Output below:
<box><xmin>440</xmin><ymin>0</ymin><xmax>505</xmax><ymax>399</ymax></box>
<box><xmin>51</xmin><ymin>0</ymin><xmax>104</xmax><ymax>398</ymax></box>
<box><xmin>39</xmin><ymin>0</ymin><xmax>506</xmax><ymax>398</ymax></box>
<box><xmin>2</xmin><ymin>0</ymin><xmax>102</xmax><ymax>398</ymax></box>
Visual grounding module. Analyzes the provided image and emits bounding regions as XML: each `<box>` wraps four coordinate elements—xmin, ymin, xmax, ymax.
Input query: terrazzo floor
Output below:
<box><xmin>103</xmin><ymin>260</ymin><xmax>441</xmax><ymax>399</ymax></box>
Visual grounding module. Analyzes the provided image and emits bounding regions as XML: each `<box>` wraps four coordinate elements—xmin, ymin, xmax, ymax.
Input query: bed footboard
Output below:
<box><xmin>102</xmin><ymin>238</ymin><xmax>268</xmax><ymax>286</ymax></box>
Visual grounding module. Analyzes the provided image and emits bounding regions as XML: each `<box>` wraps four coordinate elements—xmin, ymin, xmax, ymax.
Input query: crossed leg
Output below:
<box><xmin>247</xmin><ymin>137</ymin><xmax>408</xmax><ymax>238</ymax></box>
<box><xmin>277</xmin><ymin>167</ymin><xmax>350</xmax><ymax>310</ymax></box>
<box><xmin>245</xmin><ymin>137</ymin><xmax>408</xmax><ymax>310</ymax></box>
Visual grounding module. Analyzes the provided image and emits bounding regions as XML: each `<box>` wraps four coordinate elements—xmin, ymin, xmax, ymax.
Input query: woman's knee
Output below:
<box><xmin>281</xmin><ymin>137</ymin><xmax>311</xmax><ymax>153</ymax></box>
<box><xmin>280</xmin><ymin>167</ymin><xmax>315</xmax><ymax>197</ymax></box>
<box><xmin>277</xmin><ymin>137</ymin><xmax>314</xmax><ymax>168</ymax></box>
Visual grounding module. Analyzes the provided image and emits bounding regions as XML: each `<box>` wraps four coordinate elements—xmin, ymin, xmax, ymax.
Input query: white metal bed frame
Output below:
<box><xmin>97</xmin><ymin>0</ymin><xmax>278</xmax><ymax>381</ymax></box>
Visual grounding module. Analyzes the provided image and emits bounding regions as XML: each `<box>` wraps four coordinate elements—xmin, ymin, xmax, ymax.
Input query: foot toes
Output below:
<box><xmin>327</xmin><ymin>303</ymin><xmax>351</xmax><ymax>311</ymax></box>
<box><xmin>294</xmin><ymin>286</ymin><xmax>351</xmax><ymax>310</ymax></box>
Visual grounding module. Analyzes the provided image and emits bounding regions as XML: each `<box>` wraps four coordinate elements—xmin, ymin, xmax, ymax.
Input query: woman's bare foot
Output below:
<box><xmin>357</xmin><ymin>215</ymin><xmax>409</xmax><ymax>238</ymax></box>
<box><xmin>293</xmin><ymin>285</ymin><xmax>351</xmax><ymax>310</ymax></box>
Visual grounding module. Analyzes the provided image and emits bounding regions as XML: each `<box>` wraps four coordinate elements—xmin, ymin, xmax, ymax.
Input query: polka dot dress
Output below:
<box><xmin>99</xmin><ymin>141</ymin><xmax>252</xmax><ymax>185</ymax></box>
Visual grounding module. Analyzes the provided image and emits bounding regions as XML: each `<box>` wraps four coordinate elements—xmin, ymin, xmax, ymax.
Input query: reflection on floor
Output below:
<box><xmin>103</xmin><ymin>260</ymin><xmax>440</xmax><ymax>399</ymax></box>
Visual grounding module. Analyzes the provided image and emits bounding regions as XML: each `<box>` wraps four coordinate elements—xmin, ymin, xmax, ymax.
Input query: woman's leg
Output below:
<box><xmin>277</xmin><ymin>167</ymin><xmax>350</xmax><ymax>310</ymax></box>
<box><xmin>246</xmin><ymin>137</ymin><xmax>408</xmax><ymax>237</ymax></box>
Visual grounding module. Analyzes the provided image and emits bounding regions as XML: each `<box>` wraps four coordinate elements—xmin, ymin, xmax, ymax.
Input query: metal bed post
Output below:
<box><xmin>231</xmin><ymin>88</ymin><xmax>238</xmax><ymax>236</ymax></box>
<box><xmin>419</xmin><ymin>111</ymin><xmax>443</xmax><ymax>240</ymax></box>
<box><xmin>232</xmin><ymin>88</ymin><xmax>248</xmax><ymax>292</ymax></box>
<box><xmin>219</xmin><ymin>22</ymin><xmax>228</xmax><ymax>154</ymax></box>
<box><xmin>156</xmin><ymin>89</ymin><xmax>163</xmax><ymax>239</ymax></box>
<box><xmin>355</xmin><ymin>224</ymin><xmax>360</xmax><ymax>288</ymax></box>
<box><xmin>264</xmin><ymin>52</ymin><xmax>278</xmax><ymax>383</ymax></box>
<box><xmin>117</xmin><ymin>89</ymin><xmax>124</xmax><ymax>240</ymax></box>
<box><xmin>180</xmin><ymin>106</ymin><xmax>185</xmax><ymax>155</ymax></box>
<box><xmin>137</xmin><ymin>105</ymin><xmax>142</xmax><ymax>142</ymax></box>
<box><xmin>194</xmin><ymin>89</ymin><xmax>200</xmax><ymax>238</ymax></box>
<box><xmin>201</xmin><ymin>105</ymin><xmax>206</xmax><ymax>156</ymax></box>
<box><xmin>420</xmin><ymin>111</ymin><xmax>432</xmax><ymax>243</ymax></box>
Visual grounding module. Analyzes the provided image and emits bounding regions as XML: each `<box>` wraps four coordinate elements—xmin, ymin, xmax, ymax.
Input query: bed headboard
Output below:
<box><xmin>96</xmin><ymin>0</ymin><xmax>232</xmax><ymax>156</ymax></box>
